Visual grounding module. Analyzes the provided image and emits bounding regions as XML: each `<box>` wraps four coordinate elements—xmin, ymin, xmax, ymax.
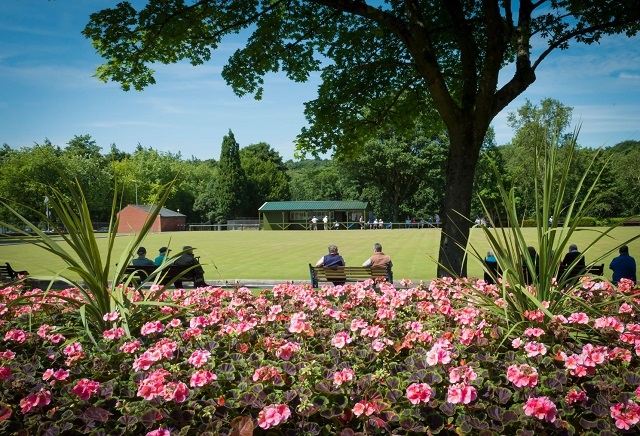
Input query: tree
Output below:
<box><xmin>83</xmin><ymin>1</ymin><xmax>640</xmax><ymax>276</ymax></box>
<box><xmin>341</xmin><ymin>129</ymin><xmax>436</xmax><ymax>222</ymax></box>
<box><xmin>240</xmin><ymin>143</ymin><xmax>291</xmax><ymax>216</ymax></box>
<box><xmin>213</xmin><ymin>130</ymin><xmax>247</xmax><ymax>220</ymax></box>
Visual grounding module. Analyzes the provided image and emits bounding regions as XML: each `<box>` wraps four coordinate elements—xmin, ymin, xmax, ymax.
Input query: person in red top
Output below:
<box><xmin>362</xmin><ymin>243</ymin><xmax>392</xmax><ymax>268</ymax></box>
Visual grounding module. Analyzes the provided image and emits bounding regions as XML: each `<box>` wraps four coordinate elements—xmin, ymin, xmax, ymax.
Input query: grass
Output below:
<box><xmin>1</xmin><ymin>227</ymin><xmax>638</xmax><ymax>284</ymax></box>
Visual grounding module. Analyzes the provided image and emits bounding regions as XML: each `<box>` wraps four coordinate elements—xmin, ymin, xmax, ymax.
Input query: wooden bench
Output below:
<box><xmin>0</xmin><ymin>262</ymin><xmax>29</xmax><ymax>282</ymax></box>
<box><xmin>309</xmin><ymin>264</ymin><xmax>393</xmax><ymax>287</ymax></box>
<box><xmin>123</xmin><ymin>264</ymin><xmax>200</xmax><ymax>287</ymax></box>
<box><xmin>556</xmin><ymin>263</ymin><xmax>604</xmax><ymax>279</ymax></box>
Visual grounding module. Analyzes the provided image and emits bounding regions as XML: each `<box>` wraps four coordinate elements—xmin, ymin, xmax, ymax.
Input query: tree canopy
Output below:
<box><xmin>84</xmin><ymin>1</ymin><xmax>640</xmax><ymax>276</ymax></box>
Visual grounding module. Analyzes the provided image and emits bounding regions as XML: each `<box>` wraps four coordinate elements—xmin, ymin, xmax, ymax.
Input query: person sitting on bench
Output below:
<box><xmin>362</xmin><ymin>243</ymin><xmax>392</xmax><ymax>268</ymax></box>
<box><xmin>174</xmin><ymin>246</ymin><xmax>208</xmax><ymax>288</ymax></box>
<box><xmin>132</xmin><ymin>247</ymin><xmax>154</xmax><ymax>266</ymax></box>
<box><xmin>316</xmin><ymin>244</ymin><xmax>346</xmax><ymax>286</ymax></box>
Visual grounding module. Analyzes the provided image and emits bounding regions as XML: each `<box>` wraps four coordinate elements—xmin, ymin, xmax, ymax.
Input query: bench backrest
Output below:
<box><xmin>123</xmin><ymin>264</ymin><xmax>198</xmax><ymax>285</ymax></box>
<box><xmin>309</xmin><ymin>264</ymin><xmax>392</xmax><ymax>287</ymax></box>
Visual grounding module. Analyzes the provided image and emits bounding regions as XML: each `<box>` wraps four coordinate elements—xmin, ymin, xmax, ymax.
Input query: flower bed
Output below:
<box><xmin>1</xmin><ymin>278</ymin><xmax>640</xmax><ymax>435</ymax></box>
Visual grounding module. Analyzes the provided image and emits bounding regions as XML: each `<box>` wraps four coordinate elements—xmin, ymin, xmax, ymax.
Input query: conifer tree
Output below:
<box><xmin>213</xmin><ymin>130</ymin><xmax>247</xmax><ymax>221</ymax></box>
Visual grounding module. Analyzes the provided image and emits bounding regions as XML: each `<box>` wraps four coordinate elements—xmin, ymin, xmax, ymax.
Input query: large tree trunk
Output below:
<box><xmin>437</xmin><ymin>121</ymin><xmax>486</xmax><ymax>277</ymax></box>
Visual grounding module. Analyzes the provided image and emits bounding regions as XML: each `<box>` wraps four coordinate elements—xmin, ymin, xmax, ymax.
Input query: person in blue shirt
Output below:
<box><xmin>610</xmin><ymin>245</ymin><xmax>637</xmax><ymax>285</ymax></box>
<box><xmin>132</xmin><ymin>247</ymin><xmax>154</xmax><ymax>266</ymax></box>
<box><xmin>483</xmin><ymin>250</ymin><xmax>500</xmax><ymax>285</ymax></box>
<box><xmin>154</xmin><ymin>247</ymin><xmax>170</xmax><ymax>266</ymax></box>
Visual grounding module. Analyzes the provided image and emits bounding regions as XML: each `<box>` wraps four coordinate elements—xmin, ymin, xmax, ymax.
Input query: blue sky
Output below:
<box><xmin>1</xmin><ymin>1</ymin><xmax>639</xmax><ymax>162</ymax></box>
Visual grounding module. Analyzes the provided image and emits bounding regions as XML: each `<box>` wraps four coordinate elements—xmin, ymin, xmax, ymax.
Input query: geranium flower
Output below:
<box><xmin>352</xmin><ymin>400</ymin><xmax>377</xmax><ymax>416</ymax></box>
<box><xmin>406</xmin><ymin>382</ymin><xmax>433</xmax><ymax>404</ymax></box>
<box><xmin>187</xmin><ymin>349</ymin><xmax>211</xmax><ymax>368</ymax></box>
<box><xmin>146</xmin><ymin>429</ymin><xmax>171</xmax><ymax>436</ymax></box>
<box><xmin>257</xmin><ymin>404</ymin><xmax>291</xmax><ymax>429</ymax></box>
<box><xmin>4</xmin><ymin>329</ymin><xmax>29</xmax><ymax>343</ymax></box>
<box><xmin>162</xmin><ymin>382</ymin><xmax>189</xmax><ymax>403</ymax></box>
<box><xmin>140</xmin><ymin>321</ymin><xmax>165</xmax><ymax>336</ymax></box>
<box><xmin>102</xmin><ymin>311</ymin><xmax>120</xmax><ymax>321</ymax></box>
<box><xmin>0</xmin><ymin>366</ymin><xmax>10</xmax><ymax>381</ymax></box>
<box><xmin>330</xmin><ymin>331</ymin><xmax>352</xmax><ymax>349</ymax></box>
<box><xmin>72</xmin><ymin>378</ymin><xmax>100</xmax><ymax>401</ymax></box>
<box><xmin>333</xmin><ymin>368</ymin><xmax>355</xmax><ymax>387</ymax></box>
<box><xmin>565</xmin><ymin>389</ymin><xmax>588</xmax><ymax>404</ymax></box>
<box><xmin>524</xmin><ymin>396</ymin><xmax>557</xmax><ymax>423</ymax></box>
<box><xmin>19</xmin><ymin>389</ymin><xmax>52</xmax><ymax>414</ymax></box>
<box><xmin>190</xmin><ymin>369</ymin><xmax>217</xmax><ymax>387</ymax></box>
<box><xmin>610</xmin><ymin>401</ymin><xmax>640</xmax><ymax>430</ymax></box>
<box><xmin>507</xmin><ymin>364</ymin><xmax>538</xmax><ymax>388</ymax></box>
<box><xmin>447</xmin><ymin>383</ymin><xmax>477</xmax><ymax>404</ymax></box>
<box><xmin>523</xmin><ymin>341</ymin><xmax>547</xmax><ymax>357</ymax></box>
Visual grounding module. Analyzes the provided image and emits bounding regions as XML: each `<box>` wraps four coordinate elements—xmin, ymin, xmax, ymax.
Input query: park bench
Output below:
<box><xmin>556</xmin><ymin>263</ymin><xmax>604</xmax><ymax>279</ymax></box>
<box><xmin>123</xmin><ymin>264</ymin><xmax>200</xmax><ymax>288</ymax></box>
<box><xmin>0</xmin><ymin>262</ymin><xmax>29</xmax><ymax>282</ymax></box>
<box><xmin>309</xmin><ymin>264</ymin><xmax>393</xmax><ymax>288</ymax></box>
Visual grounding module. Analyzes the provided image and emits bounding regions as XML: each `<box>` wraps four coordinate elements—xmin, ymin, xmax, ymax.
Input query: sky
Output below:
<box><xmin>1</xmin><ymin>1</ymin><xmax>639</xmax><ymax>162</ymax></box>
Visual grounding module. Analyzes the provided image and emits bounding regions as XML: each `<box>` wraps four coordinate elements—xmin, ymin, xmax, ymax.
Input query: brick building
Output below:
<box><xmin>117</xmin><ymin>205</ymin><xmax>186</xmax><ymax>233</ymax></box>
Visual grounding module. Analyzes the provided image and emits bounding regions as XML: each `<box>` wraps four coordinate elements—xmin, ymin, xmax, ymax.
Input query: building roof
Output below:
<box><xmin>129</xmin><ymin>205</ymin><xmax>185</xmax><ymax>217</ymax></box>
<box><xmin>259</xmin><ymin>201</ymin><xmax>368</xmax><ymax>212</ymax></box>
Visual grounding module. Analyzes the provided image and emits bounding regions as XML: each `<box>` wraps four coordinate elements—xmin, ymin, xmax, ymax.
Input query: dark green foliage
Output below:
<box><xmin>213</xmin><ymin>130</ymin><xmax>247</xmax><ymax>220</ymax></box>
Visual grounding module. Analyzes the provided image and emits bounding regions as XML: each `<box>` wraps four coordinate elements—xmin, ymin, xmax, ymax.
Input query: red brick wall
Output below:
<box><xmin>117</xmin><ymin>206</ymin><xmax>185</xmax><ymax>233</ymax></box>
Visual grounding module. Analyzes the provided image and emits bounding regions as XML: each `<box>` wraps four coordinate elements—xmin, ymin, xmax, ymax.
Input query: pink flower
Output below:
<box><xmin>48</xmin><ymin>333</ymin><xmax>65</xmax><ymax>344</ymax></box>
<box><xmin>103</xmin><ymin>327</ymin><xmax>126</xmax><ymax>340</ymax></box>
<box><xmin>19</xmin><ymin>389</ymin><xmax>52</xmax><ymax>414</ymax></box>
<box><xmin>406</xmin><ymin>382</ymin><xmax>433</xmax><ymax>404</ymax></box>
<box><xmin>565</xmin><ymin>389</ymin><xmax>588</xmax><ymax>404</ymax></box>
<box><xmin>275</xmin><ymin>341</ymin><xmax>300</xmax><ymax>360</ymax></box>
<box><xmin>187</xmin><ymin>349</ymin><xmax>211</xmax><ymax>368</ymax></box>
<box><xmin>523</xmin><ymin>309</ymin><xmax>545</xmax><ymax>322</ymax></box>
<box><xmin>447</xmin><ymin>383</ymin><xmax>477</xmax><ymax>404</ymax></box>
<box><xmin>146</xmin><ymin>429</ymin><xmax>171</xmax><ymax>436</ymax></box>
<box><xmin>120</xmin><ymin>340</ymin><xmax>141</xmax><ymax>354</ymax></box>
<box><xmin>140</xmin><ymin>321</ymin><xmax>165</xmax><ymax>336</ymax></box>
<box><xmin>507</xmin><ymin>364</ymin><xmax>538</xmax><ymax>388</ymax></box>
<box><xmin>331</xmin><ymin>331</ymin><xmax>352</xmax><ymax>349</ymax></box>
<box><xmin>523</xmin><ymin>341</ymin><xmax>547</xmax><ymax>357</ymax></box>
<box><xmin>102</xmin><ymin>311</ymin><xmax>120</xmax><ymax>321</ymax></box>
<box><xmin>523</xmin><ymin>327</ymin><xmax>545</xmax><ymax>338</ymax></box>
<box><xmin>37</xmin><ymin>324</ymin><xmax>53</xmax><ymax>338</ymax></box>
<box><xmin>162</xmin><ymin>382</ymin><xmax>189</xmax><ymax>403</ymax></box>
<box><xmin>352</xmin><ymin>400</ymin><xmax>377</xmax><ymax>417</ymax></box>
<box><xmin>512</xmin><ymin>338</ymin><xmax>523</xmax><ymax>349</ymax></box>
<box><xmin>333</xmin><ymin>368</ymin><xmax>355</xmax><ymax>387</ymax></box>
<box><xmin>524</xmin><ymin>396</ymin><xmax>557</xmax><ymax>423</ymax></box>
<box><xmin>567</xmin><ymin>312</ymin><xmax>589</xmax><ymax>324</ymax></box>
<box><xmin>610</xmin><ymin>401</ymin><xmax>640</xmax><ymax>430</ymax></box>
<box><xmin>4</xmin><ymin>329</ymin><xmax>29</xmax><ymax>343</ymax></box>
<box><xmin>257</xmin><ymin>404</ymin><xmax>291</xmax><ymax>429</ymax></box>
<box><xmin>0</xmin><ymin>366</ymin><xmax>11</xmax><ymax>381</ymax></box>
<box><xmin>449</xmin><ymin>365</ymin><xmax>478</xmax><ymax>384</ymax></box>
<box><xmin>190</xmin><ymin>370</ymin><xmax>217</xmax><ymax>387</ymax></box>
<box><xmin>72</xmin><ymin>378</ymin><xmax>100</xmax><ymax>401</ymax></box>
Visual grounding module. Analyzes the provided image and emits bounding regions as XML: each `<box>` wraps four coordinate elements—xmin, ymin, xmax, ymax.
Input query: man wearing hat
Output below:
<box><xmin>132</xmin><ymin>247</ymin><xmax>154</xmax><ymax>266</ymax></box>
<box><xmin>154</xmin><ymin>247</ymin><xmax>170</xmax><ymax>266</ymax></box>
<box><xmin>173</xmin><ymin>246</ymin><xmax>207</xmax><ymax>287</ymax></box>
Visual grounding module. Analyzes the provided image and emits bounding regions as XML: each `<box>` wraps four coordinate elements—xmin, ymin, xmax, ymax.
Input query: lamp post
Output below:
<box><xmin>132</xmin><ymin>179</ymin><xmax>138</xmax><ymax>205</ymax></box>
<box><xmin>44</xmin><ymin>196</ymin><xmax>50</xmax><ymax>232</ymax></box>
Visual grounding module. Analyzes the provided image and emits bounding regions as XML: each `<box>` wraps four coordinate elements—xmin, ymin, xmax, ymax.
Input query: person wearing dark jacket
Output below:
<box><xmin>316</xmin><ymin>244</ymin><xmax>346</xmax><ymax>286</ymax></box>
<box><xmin>173</xmin><ymin>246</ymin><xmax>207</xmax><ymax>288</ymax></box>
<box><xmin>560</xmin><ymin>244</ymin><xmax>586</xmax><ymax>281</ymax></box>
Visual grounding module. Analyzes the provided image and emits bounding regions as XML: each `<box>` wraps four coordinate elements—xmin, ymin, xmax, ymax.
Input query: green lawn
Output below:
<box><xmin>1</xmin><ymin>227</ymin><xmax>638</xmax><ymax>283</ymax></box>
